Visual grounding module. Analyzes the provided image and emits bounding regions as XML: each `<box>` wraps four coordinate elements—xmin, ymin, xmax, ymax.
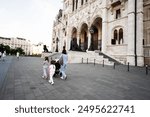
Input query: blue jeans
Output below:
<box><xmin>60</xmin><ymin>64</ymin><xmax>67</xmax><ymax>78</ymax></box>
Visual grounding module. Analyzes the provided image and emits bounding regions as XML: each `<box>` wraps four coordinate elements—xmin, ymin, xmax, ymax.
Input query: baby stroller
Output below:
<box><xmin>53</xmin><ymin>59</ymin><xmax>61</xmax><ymax>77</ymax></box>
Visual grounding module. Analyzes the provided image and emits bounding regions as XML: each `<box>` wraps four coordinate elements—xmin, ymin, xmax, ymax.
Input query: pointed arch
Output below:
<box><xmin>70</xmin><ymin>27</ymin><xmax>79</xmax><ymax>51</ymax></box>
<box><xmin>80</xmin><ymin>23</ymin><xmax>89</xmax><ymax>51</ymax></box>
<box><xmin>89</xmin><ymin>17</ymin><xmax>102</xmax><ymax>50</ymax></box>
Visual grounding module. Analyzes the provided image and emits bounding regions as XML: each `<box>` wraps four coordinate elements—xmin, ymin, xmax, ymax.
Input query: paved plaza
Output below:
<box><xmin>0</xmin><ymin>56</ymin><xmax>150</xmax><ymax>100</ymax></box>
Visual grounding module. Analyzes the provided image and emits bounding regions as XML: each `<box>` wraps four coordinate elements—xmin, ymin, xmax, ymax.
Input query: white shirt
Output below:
<box><xmin>17</xmin><ymin>52</ymin><xmax>19</xmax><ymax>57</ymax></box>
<box><xmin>43</xmin><ymin>60</ymin><xmax>49</xmax><ymax>69</ymax></box>
<box><xmin>49</xmin><ymin>64</ymin><xmax>56</xmax><ymax>75</ymax></box>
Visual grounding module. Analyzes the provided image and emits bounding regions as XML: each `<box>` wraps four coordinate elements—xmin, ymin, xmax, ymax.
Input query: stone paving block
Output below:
<box><xmin>1</xmin><ymin>56</ymin><xmax>150</xmax><ymax>100</ymax></box>
<box><xmin>36</xmin><ymin>95</ymin><xmax>46</xmax><ymax>100</ymax></box>
<box><xmin>32</xmin><ymin>88</ymin><xmax>44</xmax><ymax>97</ymax></box>
<box><xmin>25</xmin><ymin>93</ymin><xmax>35</xmax><ymax>100</ymax></box>
<box><xmin>15</xmin><ymin>94</ymin><xmax>25</xmax><ymax>100</ymax></box>
<box><xmin>2</xmin><ymin>94</ymin><xmax>14</xmax><ymax>100</ymax></box>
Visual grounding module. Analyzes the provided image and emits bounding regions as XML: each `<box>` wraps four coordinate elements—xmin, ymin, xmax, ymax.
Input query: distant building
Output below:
<box><xmin>31</xmin><ymin>42</ymin><xmax>44</xmax><ymax>55</ymax></box>
<box><xmin>52</xmin><ymin>0</ymin><xmax>150</xmax><ymax>66</ymax></box>
<box><xmin>0</xmin><ymin>36</ymin><xmax>31</xmax><ymax>55</ymax></box>
<box><xmin>31</xmin><ymin>42</ymin><xmax>50</xmax><ymax>55</ymax></box>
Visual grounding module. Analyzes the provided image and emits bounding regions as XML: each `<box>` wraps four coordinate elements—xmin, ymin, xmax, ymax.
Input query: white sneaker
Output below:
<box><xmin>48</xmin><ymin>80</ymin><xmax>52</xmax><ymax>84</ymax></box>
<box><xmin>60</xmin><ymin>77</ymin><xmax>63</xmax><ymax>79</ymax></box>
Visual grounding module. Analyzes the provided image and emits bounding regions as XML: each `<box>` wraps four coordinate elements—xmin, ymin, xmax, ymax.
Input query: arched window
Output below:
<box><xmin>116</xmin><ymin>9</ymin><xmax>121</xmax><ymax>19</ymax></box>
<box><xmin>72</xmin><ymin>0</ymin><xmax>75</xmax><ymax>11</ymax></box>
<box><xmin>119</xmin><ymin>28</ymin><xmax>123</xmax><ymax>44</ymax></box>
<box><xmin>112</xmin><ymin>30</ymin><xmax>117</xmax><ymax>45</ymax></box>
<box><xmin>81</xmin><ymin>0</ymin><xmax>84</xmax><ymax>5</ymax></box>
<box><xmin>76</xmin><ymin>0</ymin><xmax>78</xmax><ymax>9</ymax></box>
<box><xmin>114</xmin><ymin>30</ymin><xmax>117</xmax><ymax>39</ymax></box>
<box><xmin>114</xmin><ymin>29</ymin><xmax>118</xmax><ymax>44</ymax></box>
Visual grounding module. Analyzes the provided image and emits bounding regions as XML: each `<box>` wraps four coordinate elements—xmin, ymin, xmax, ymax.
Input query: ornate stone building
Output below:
<box><xmin>52</xmin><ymin>0</ymin><xmax>150</xmax><ymax>66</ymax></box>
<box><xmin>143</xmin><ymin>0</ymin><xmax>150</xmax><ymax>65</ymax></box>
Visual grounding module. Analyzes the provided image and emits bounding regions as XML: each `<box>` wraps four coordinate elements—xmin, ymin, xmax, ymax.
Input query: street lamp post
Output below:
<box><xmin>89</xmin><ymin>27</ymin><xmax>94</xmax><ymax>51</ymax></box>
<box><xmin>56</xmin><ymin>38</ymin><xmax>59</xmax><ymax>52</ymax></box>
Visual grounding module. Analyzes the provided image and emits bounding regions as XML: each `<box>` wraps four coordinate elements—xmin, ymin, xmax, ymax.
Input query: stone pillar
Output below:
<box><xmin>102</xmin><ymin>6</ymin><xmax>108</xmax><ymax>53</ymax></box>
<box><xmin>88</xmin><ymin>32</ymin><xmax>91</xmax><ymax>50</ymax></box>
<box><xmin>66</xmin><ymin>31</ymin><xmax>71</xmax><ymax>51</ymax></box>
<box><xmin>77</xmin><ymin>32</ymin><xmax>80</xmax><ymax>45</ymax></box>
<box><xmin>127</xmin><ymin>0</ymin><xmax>135</xmax><ymax>66</ymax></box>
<box><xmin>137</xmin><ymin>0</ymin><xmax>144</xmax><ymax>66</ymax></box>
<box><xmin>59</xmin><ymin>30</ymin><xmax>64</xmax><ymax>51</ymax></box>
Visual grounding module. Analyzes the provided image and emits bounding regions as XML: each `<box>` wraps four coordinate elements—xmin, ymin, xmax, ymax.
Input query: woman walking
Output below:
<box><xmin>59</xmin><ymin>49</ymin><xmax>68</xmax><ymax>80</ymax></box>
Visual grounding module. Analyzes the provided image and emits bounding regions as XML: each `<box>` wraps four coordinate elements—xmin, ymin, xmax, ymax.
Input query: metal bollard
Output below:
<box><xmin>114</xmin><ymin>62</ymin><xmax>115</xmax><ymax>69</ymax></box>
<box><xmin>94</xmin><ymin>59</ymin><xmax>95</xmax><ymax>66</ymax></box>
<box><xmin>82</xmin><ymin>58</ymin><xmax>83</xmax><ymax>63</ymax></box>
<box><xmin>87</xmin><ymin>58</ymin><xmax>88</xmax><ymax>64</ymax></box>
<box><xmin>103</xmin><ymin>60</ymin><xmax>104</xmax><ymax>67</ymax></box>
<box><xmin>146</xmin><ymin>64</ymin><xmax>148</xmax><ymax>75</ymax></box>
<box><xmin>127</xmin><ymin>62</ymin><xmax>129</xmax><ymax>72</ymax></box>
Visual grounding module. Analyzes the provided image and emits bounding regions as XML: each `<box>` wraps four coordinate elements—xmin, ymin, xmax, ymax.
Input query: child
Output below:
<box><xmin>48</xmin><ymin>60</ymin><xmax>56</xmax><ymax>85</ymax></box>
<box><xmin>42</xmin><ymin>57</ymin><xmax>49</xmax><ymax>79</ymax></box>
<box><xmin>16</xmin><ymin>52</ymin><xmax>19</xmax><ymax>60</ymax></box>
<box><xmin>2</xmin><ymin>52</ymin><xmax>6</xmax><ymax>61</ymax></box>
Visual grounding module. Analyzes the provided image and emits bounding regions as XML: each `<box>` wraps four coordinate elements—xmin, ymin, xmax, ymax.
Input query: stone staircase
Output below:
<box><xmin>68</xmin><ymin>51</ymin><xmax>114</xmax><ymax>66</ymax></box>
<box><xmin>99</xmin><ymin>52</ymin><xmax>121</xmax><ymax>65</ymax></box>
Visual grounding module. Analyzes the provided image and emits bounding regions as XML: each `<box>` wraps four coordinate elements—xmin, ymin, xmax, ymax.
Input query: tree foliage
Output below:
<box><xmin>0</xmin><ymin>44</ymin><xmax>25</xmax><ymax>55</ymax></box>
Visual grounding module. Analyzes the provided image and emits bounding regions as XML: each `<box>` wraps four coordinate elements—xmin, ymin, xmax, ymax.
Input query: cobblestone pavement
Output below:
<box><xmin>0</xmin><ymin>56</ymin><xmax>150</xmax><ymax>100</ymax></box>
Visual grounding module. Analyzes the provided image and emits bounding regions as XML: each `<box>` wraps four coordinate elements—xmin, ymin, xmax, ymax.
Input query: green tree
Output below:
<box><xmin>16</xmin><ymin>47</ymin><xmax>25</xmax><ymax>55</ymax></box>
<box><xmin>10</xmin><ymin>48</ymin><xmax>16</xmax><ymax>55</ymax></box>
<box><xmin>4</xmin><ymin>45</ymin><xmax>11</xmax><ymax>55</ymax></box>
<box><xmin>0</xmin><ymin>44</ymin><xmax>4</xmax><ymax>52</ymax></box>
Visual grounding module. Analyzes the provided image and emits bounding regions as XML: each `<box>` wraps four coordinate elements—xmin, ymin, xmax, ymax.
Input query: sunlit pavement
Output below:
<box><xmin>0</xmin><ymin>56</ymin><xmax>150</xmax><ymax>100</ymax></box>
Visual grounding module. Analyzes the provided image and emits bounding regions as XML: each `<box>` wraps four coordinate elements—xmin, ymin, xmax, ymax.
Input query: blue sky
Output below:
<box><xmin>0</xmin><ymin>0</ymin><xmax>62</xmax><ymax>47</ymax></box>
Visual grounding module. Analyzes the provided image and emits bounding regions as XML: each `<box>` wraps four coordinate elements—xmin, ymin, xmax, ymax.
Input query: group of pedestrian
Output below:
<box><xmin>0</xmin><ymin>51</ymin><xmax>19</xmax><ymax>61</ymax></box>
<box><xmin>42</xmin><ymin>47</ymin><xmax>68</xmax><ymax>85</ymax></box>
<box><xmin>0</xmin><ymin>51</ymin><xmax>6</xmax><ymax>61</ymax></box>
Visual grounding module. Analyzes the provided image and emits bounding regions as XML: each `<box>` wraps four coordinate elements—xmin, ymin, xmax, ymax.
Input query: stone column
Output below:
<box><xmin>77</xmin><ymin>31</ymin><xmax>80</xmax><ymax>45</ymax></box>
<box><xmin>127</xmin><ymin>0</ymin><xmax>135</xmax><ymax>66</ymax></box>
<box><xmin>102</xmin><ymin>6</ymin><xmax>108</xmax><ymax>53</ymax></box>
<box><xmin>88</xmin><ymin>32</ymin><xmax>91</xmax><ymax>50</ymax></box>
<box><xmin>137</xmin><ymin>0</ymin><xmax>144</xmax><ymax>66</ymax></box>
<box><xmin>59</xmin><ymin>29</ymin><xmax>64</xmax><ymax>51</ymax></box>
<box><xmin>66</xmin><ymin>29</ymin><xmax>71</xmax><ymax>51</ymax></box>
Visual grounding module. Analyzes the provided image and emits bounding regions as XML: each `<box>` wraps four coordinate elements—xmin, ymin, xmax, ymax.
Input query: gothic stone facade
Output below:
<box><xmin>52</xmin><ymin>0</ymin><xmax>150</xmax><ymax>66</ymax></box>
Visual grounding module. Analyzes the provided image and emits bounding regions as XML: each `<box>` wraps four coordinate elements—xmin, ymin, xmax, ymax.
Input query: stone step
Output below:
<box><xmin>68</xmin><ymin>51</ymin><xmax>114</xmax><ymax>66</ymax></box>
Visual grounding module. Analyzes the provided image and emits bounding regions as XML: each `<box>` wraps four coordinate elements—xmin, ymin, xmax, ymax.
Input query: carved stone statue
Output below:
<box><xmin>43</xmin><ymin>45</ymin><xmax>48</xmax><ymax>52</ymax></box>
